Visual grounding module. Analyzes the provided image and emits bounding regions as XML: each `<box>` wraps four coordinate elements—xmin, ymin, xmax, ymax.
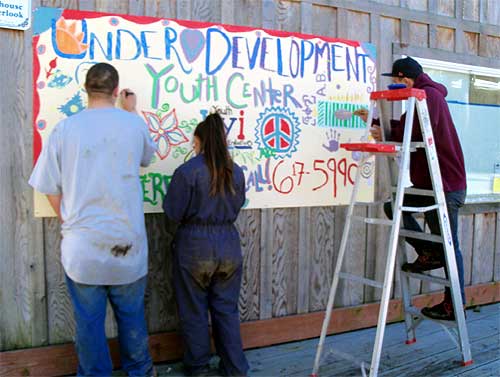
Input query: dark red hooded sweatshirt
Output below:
<box><xmin>389</xmin><ymin>73</ymin><xmax>466</xmax><ymax>192</ymax></box>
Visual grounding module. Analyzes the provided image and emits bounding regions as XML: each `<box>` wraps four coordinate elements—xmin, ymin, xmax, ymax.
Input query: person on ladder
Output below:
<box><xmin>355</xmin><ymin>57</ymin><xmax>467</xmax><ymax>321</ymax></box>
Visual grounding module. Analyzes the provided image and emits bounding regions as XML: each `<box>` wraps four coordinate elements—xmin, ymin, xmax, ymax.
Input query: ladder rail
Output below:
<box><xmin>369</xmin><ymin>96</ymin><xmax>417</xmax><ymax>377</ymax></box>
<box><xmin>398</xmin><ymin>229</ymin><xmax>443</xmax><ymax>243</ymax></box>
<box><xmin>402</xmin><ymin>271</ymin><xmax>451</xmax><ymax>287</ymax></box>
<box><xmin>311</xmin><ymin>150</ymin><xmax>373</xmax><ymax>376</ymax></box>
<box><xmin>396</xmin><ymin>237</ymin><xmax>417</xmax><ymax>343</ymax></box>
<box><xmin>326</xmin><ymin>348</ymin><xmax>369</xmax><ymax>377</ymax></box>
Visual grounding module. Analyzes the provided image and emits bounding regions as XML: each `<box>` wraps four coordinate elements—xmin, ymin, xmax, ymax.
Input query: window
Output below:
<box><xmin>413</xmin><ymin>57</ymin><xmax>500</xmax><ymax>203</ymax></box>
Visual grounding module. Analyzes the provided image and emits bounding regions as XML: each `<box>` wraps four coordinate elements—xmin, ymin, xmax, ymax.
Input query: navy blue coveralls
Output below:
<box><xmin>163</xmin><ymin>154</ymin><xmax>249</xmax><ymax>376</ymax></box>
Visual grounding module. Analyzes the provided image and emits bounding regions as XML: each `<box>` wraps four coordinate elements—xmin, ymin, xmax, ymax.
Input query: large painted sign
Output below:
<box><xmin>33</xmin><ymin>8</ymin><xmax>376</xmax><ymax>216</ymax></box>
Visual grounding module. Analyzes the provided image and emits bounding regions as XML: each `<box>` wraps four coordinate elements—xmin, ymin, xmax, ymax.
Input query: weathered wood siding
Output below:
<box><xmin>1</xmin><ymin>0</ymin><xmax>499</xmax><ymax>351</ymax></box>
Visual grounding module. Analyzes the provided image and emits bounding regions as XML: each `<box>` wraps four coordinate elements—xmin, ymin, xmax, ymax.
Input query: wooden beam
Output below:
<box><xmin>258</xmin><ymin>0</ymin><xmax>275</xmax><ymax>321</ymax></box>
<box><xmin>461</xmin><ymin>202</ymin><xmax>500</xmax><ymax>215</ymax></box>
<box><xmin>428</xmin><ymin>0</ymin><xmax>438</xmax><ymax>49</ymax></box>
<box><xmin>312</xmin><ymin>0</ymin><xmax>500</xmax><ymax>36</ymax></box>
<box><xmin>297</xmin><ymin>1</ymin><xmax>313</xmax><ymax>315</ymax></box>
<box><xmin>495</xmin><ymin>212</ymin><xmax>500</xmax><ymax>282</ymax></box>
<box><xmin>259</xmin><ymin>208</ymin><xmax>274</xmax><ymax>320</ymax></box>
<box><xmin>27</xmin><ymin>0</ymin><xmax>48</xmax><ymax>349</ymax></box>
<box><xmin>220</xmin><ymin>0</ymin><xmax>235</xmax><ymax>24</ymax></box>
<box><xmin>176</xmin><ymin>0</ymin><xmax>191</xmax><ymax>20</ymax></box>
<box><xmin>0</xmin><ymin>11</ymin><xmax>47</xmax><ymax>352</ymax></box>
<box><xmin>1</xmin><ymin>282</ymin><xmax>497</xmax><ymax>376</ymax></box>
<box><xmin>393</xmin><ymin>43</ymin><xmax>500</xmax><ymax>69</ymax></box>
<box><xmin>399</xmin><ymin>0</ymin><xmax>410</xmax><ymax>46</ymax></box>
<box><xmin>454</xmin><ymin>0</ymin><xmax>465</xmax><ymax>54</ymax></box>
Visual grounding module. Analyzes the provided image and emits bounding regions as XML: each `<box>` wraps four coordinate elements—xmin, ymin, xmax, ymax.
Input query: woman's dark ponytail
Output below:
<box><xmin>194</xmin><ymin>113</ymin><xmax>235</xmax><ymax>196</ymax></box>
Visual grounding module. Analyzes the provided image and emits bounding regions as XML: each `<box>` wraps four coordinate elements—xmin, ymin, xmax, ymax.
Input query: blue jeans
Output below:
<box><xmin>384</xmin><ymin>190</ymin><xmax>466</xmax><ymax>303</ymax></box>
<box><xmin>65</xmin><ymin>274</ymin><xmax>153</xmax><ymax>376</ymax></box>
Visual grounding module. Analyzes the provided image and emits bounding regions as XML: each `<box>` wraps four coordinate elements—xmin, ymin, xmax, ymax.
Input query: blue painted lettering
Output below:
<box><xmin>89</xmin><ymin>31</ymin><xmax>113</xmax><ymax>61</ymax></box>
<box><xmin>115</xmin><ymin>29</ymin><xmax>141</xmax><ymax>60</ymax></box>
<box><xmin>259</xmin><ymin>37</ymin><xmax>275</xmax><ymax>72</ymax></box>
<box><xmin>206</xmin><ymin>27</ymin><xmax>231</xmax><ymax>75</ymax></box>
<box><xmin>313</xmin><ymin>42</ymin><xmax>331</xmax><ymax>81</ymax></box>
<box><xmin>300</xmin><ymin>40</ymin><xmax>314</xmax><ymax>77</ymax></box>
<box><xmin>245</xmin><ymin>36</ymin><xmax>261</xmax><ymax>70</ymax></box>
<box><xmin>276</xmin><ymin>38</ymin><xmax>288</xmax><ymax>77</ymax></box>
<box><xmin>164</xmin><ymin>27</ymin><xmax>192</xmax><ymax>74</ymax></box>
<box><xmin>289</xmin><ymin>39</ymin><xmax>300</xmax><ymax>78</ymax></box>
<box><xmin>232</xmin><ymin>36</ymin><xmax>244</xmax><ymax>69</ymax></box>
<box><xmin>140</xmin><ymin>31</ymin><xmax>162</xmax><ymax>60</ymax></box>
<box><xmin>330</xmin><ymin>44</ymin><xmax>345</xmax><ymax>72</ymax></box>
<box><xmin>51</xmin><ymin>18</ymin><xmax>88</xmax><ymax>59</ymax></box>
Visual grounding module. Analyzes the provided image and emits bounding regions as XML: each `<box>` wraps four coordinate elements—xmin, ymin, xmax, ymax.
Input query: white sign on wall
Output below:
<box><xmin>33</xmin><ymin>8</ymin><xmax>377</xmax><ymax>216</ymax></box>
<box><xmin>0</xmin><ymin>0</ymin><xmax>31</xmax><ymax>30</ymax></box>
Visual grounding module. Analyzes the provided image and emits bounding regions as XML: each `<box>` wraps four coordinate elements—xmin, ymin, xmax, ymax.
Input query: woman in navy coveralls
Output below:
<box><xmin>163</xmin><ymin>113</ymin><xmax>249</xmax><ymax>376</ymax></box>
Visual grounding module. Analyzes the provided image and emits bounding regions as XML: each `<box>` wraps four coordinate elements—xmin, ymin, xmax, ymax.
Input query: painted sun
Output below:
<box><xmin>55</xmin><ymin>18</ymin><xmax>88</xmax><ymax>55</ymax></box>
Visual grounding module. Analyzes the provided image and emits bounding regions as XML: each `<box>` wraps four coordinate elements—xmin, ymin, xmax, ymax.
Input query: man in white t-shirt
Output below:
<box><xmin>29</xmin><ymin>63</ymin><xmax>157</xmax><ymax>376</ymax></box>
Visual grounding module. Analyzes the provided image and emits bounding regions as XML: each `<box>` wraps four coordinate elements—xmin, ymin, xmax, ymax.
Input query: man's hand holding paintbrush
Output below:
<box><xmin>118</xmin><ymin>88</ymin><xmax>137</xmax><ymax>113</ymax></box>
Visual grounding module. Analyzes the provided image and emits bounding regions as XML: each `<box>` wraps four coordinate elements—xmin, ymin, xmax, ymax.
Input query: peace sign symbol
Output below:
<box><xmin>256</xmin><ymin>107</ymin><xmax>301</xmax><ymax>158</ymax></box>
<box><xmin>261</xmin><ymin>113</ymin><xmax>293</xmax><ymax>152</ymax></box>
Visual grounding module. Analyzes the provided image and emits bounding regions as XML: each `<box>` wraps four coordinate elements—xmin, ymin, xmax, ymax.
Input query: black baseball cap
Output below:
<box><xmin>381</xmin><ymin>57</ymin><xmax>423</xmax><ymax>79</ymax></box>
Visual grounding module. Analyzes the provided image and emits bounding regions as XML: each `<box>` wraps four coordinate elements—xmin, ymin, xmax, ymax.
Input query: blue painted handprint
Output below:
<box><xmin>323</xmin><ymin>129</ymin><xmax>341</xmax><ymax>152</ymax></box>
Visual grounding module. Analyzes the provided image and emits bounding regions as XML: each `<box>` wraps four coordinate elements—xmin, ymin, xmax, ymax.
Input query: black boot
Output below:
<box><xmin>421</xmin><ymin>300</ymin><xmax>455</xmax><ymax>320</ymax></box>
<box><xmin>402</xmin><ymin>251</ymin><xmax>444</xmax><ymax>273</ymax></box>
<box><xmin>421</xmin><ymin>297</ymin><xmax>466</xmax><ymax>321</ymax></box>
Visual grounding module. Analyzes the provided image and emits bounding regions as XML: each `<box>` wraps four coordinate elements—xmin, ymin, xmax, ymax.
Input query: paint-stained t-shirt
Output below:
<box><xmin>29</xmin><ymin>107</ymin><xmax>157</xmax><ymax>285</ymax></box>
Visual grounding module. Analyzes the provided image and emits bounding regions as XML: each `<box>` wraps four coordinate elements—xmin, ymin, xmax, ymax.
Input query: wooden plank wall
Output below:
<box><xmin>1</xmin><ymin>0</ymin><xmax>499</xmax><ymax>352</ymax></box>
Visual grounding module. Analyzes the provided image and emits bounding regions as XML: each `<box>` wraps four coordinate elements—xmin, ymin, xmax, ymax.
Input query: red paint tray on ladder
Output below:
<box><xmin>340</xmin><ymin>142</ymin><xmax>398</xmax><ymax>153</ymax></box>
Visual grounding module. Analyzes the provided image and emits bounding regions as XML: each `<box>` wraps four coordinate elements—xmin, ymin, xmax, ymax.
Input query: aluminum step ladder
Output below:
<box><xmin>311</xmin><ymin>88</ymin><xmax>472</xmax><ymax>377</ymax></box>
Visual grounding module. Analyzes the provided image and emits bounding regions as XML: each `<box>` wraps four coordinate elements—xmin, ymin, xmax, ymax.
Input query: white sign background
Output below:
<box><xmin>33</xmin><ymin>8</ymin><xmax>377</xmax><ymax>216</ymax></box>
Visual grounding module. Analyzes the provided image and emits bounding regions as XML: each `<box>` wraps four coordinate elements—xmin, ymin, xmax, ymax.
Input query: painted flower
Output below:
<box><xmin>142</xmin><ymin>109</ymin><xmax>189</xmax><ymax>160</ymax></box>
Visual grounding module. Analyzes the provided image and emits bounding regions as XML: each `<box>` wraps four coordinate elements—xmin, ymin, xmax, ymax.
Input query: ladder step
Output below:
<box><xmin>340</xmin><ymin>142</ymin><xmax>399</xmax><ymax>154</ymax></box>
<box><xmin>401</xmin><ymin>271</ymin><xmax>450</xmax><ymax>287</ymax></box>
<box><xmin>410</xmin><ymin>142</ymin><xmax>426</xmax><ymax>149</ymax></box>
<box><xmin>352</xmin><ymin>216</ymin><xmax>393</xmax><ymax>226</ymax></box>
<box><xmin>339</xmin><ymin>272</ymin><xmax>384</xmax><ymax>289</ymax></box>
<box><xmin>392</xmin><ymin>141</ymin><xmax>426</xmax><ymax>150</ymax></box>
<box><xmin>370</xmin><ymin>88</ymin><xmax>426</xmax><ymax>101</ymax></box>
<box><xmin>401</xmin><ymin>204</ymin><xmax>440</xmax><ymax>213</ymax></box>
<box><xmin>399</xmin><ymin>229</ymin><xmax>443</xmax><ymax>243</ymax></box>
<box><xmin>354</xmin><ymin>199</ymin><xmax>390</xmax><ymax>207</ymax></box>
<box><xmin>392</xmin><ymin>187</ymin><xmax>436</xmax><ymax>197</ymax></box>
<box><xmin>404</xmin><ymin>187</ymin><xmax>436</xmax><ymax>196</ymax></box>
<box><xmin>406</xmin><ymin>306</ymin><xmax>457</xmax><ymax>328</ymax></box>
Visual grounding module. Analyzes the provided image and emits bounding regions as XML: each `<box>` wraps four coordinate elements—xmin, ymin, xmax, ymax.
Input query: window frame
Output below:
<box><xmin>401</xmin><ymin>56</ymin><xmax>500</xmax><ymax>204</ymax></box>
